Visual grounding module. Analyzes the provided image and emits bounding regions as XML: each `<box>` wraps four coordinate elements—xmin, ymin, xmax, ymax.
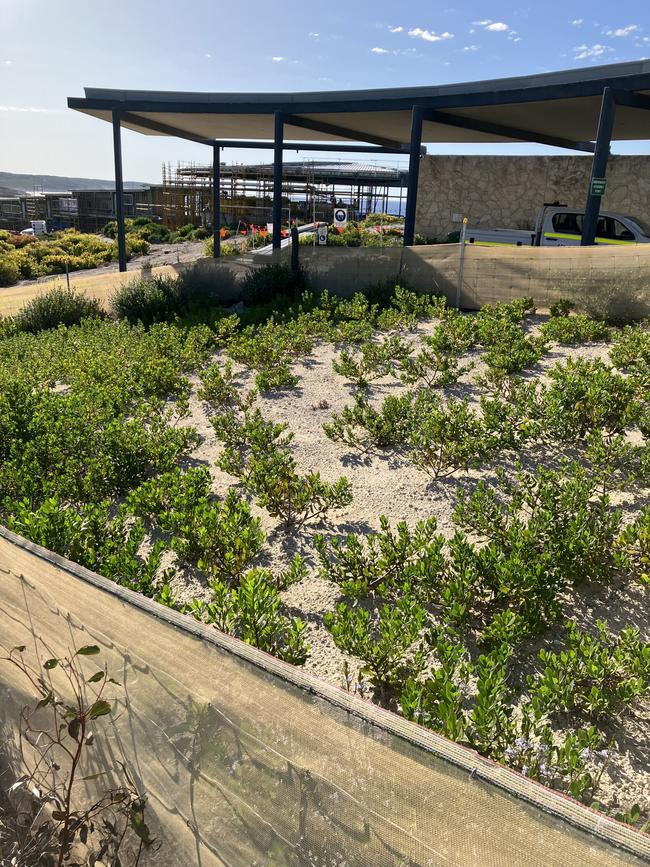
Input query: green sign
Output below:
<box><xmin>590</xmin><ymin>177</ymin><xmax>607</xmax><ymax>196</ymax></box>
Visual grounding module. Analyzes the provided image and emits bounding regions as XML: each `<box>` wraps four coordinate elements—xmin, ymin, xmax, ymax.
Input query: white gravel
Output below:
<box><xmin>172</xmin><ymin>317</ymin><xmax>649</xmax><ymax>815</ymax></box>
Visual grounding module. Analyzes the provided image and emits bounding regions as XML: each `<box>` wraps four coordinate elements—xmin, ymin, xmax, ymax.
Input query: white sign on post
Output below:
<box><xmin>333</xmin><ymin>207</ymin><xmax>348</xmax><ymax>227</ymax></box>
<box><xmin>317</xmin><ymin>226</ymin><xmax>328</xmax><ymax>245</ymax></box>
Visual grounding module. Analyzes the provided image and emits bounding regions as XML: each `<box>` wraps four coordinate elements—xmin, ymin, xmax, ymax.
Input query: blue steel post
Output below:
<box><xmin>212</xmin><ymin>144</ymin><xmax>221</xmax><ymax>258</ymax></box>
<box><xmin>272</xmin><ymin>112</ymin><xmax>284</xmax><ymax>250</ymax></box>
<box><xmin>403</xmin><ymin>107</ymin><xmax>424</xmax><ymax>246</ymax></box>
<box><xmin>111</xmin><ymin>109</ymin><xmax>127</xmax><ymax>272</ymax></box>
<box><xmin>581</xmin><ymin>87</ymin><xmax>616</xmax><ymax>246</ymax></box>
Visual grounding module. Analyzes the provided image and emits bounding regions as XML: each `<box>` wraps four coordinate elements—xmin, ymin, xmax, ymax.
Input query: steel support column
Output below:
<box><xmin>111</xmin><ymin>109</ymin><xmax>127</xmax><ymax>272</ymax></box>
<box><xmin>212</xmin><ymin>144</ymin><xmax>221</xmax><ymax>258</ymax></box>
<box><xmin>272</xmin><ymin>112</ymin><xmax>284</xmax><ymax>250</ymax></box>
<box><xmin>581</xmin><ymin>87</ymin><xmax>616</xmax><ymax>246</ymax></box>
<box><xmin>403</xmin><ymin>107</ymin><xmax>424</xmax><ymax>246</ymax></box>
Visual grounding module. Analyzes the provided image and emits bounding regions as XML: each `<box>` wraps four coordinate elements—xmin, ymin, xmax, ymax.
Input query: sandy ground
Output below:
<box><xmin>0</xmin><ymin>241</ymin><xmax>208</xmax><ymax>316</ymax></box>
<box><xmin>168</xmin><ymin>317</ymin><xmax>649</xmax><ymax>816</ymax></box>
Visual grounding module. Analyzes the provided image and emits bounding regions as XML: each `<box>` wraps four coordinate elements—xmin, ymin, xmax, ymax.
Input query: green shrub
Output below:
<box><xmin>187</xmin><ymin>569</ymin><xmax>310</xmax><ymax>664</ymax></box>
<box><xmin>245</xmin><ymin>448</ymin><xmax>353</xmax><ymax>528</ymax></box>
<box><xmin>124</xmin><ymin>234</ymin><xmax>150</xmax><ymax>257</ymax></box>
<box><xmin>241</xmin><ymin>263</ymin><xmax>307</xmax><ymax>306</ymax></box>
<box><xmin>16</xmin><ymin>286</ymin><xmax>104</xmax><ymax>333</ymax></box>
<box><xmin>6</xmin><ymin>497</ymin><xmax>167</xmax><ymax>595</ymax></box>
<box><xmin>332</xmin><ymin>335</ymin><xmax>412</xmax><ymax>389</ymax></box>
<box><xmin>104</xmin><ymin>217</ymin><xmax>170</xmax><ymax>244</ymax></box>
<box><xmin>542</xmin><ymin>358</ymin><xmax>638</xmax><ymax>440</ymax></box>
<box><xmin>315</xmin><ymin>515</ymin><xmax>444</xmax><ymax>600</ymax></box>
<box><xmin>529</xmin><ymin>620</ymin><xmax>650</xmax><ymax>719</ymax></box>
<box><xmin>324</xmin><ymin>593</ymin><xmax>428</xmax><ymax>699</ymax></box>
<box><xmin>541</xmin><ymin>313</ymin><xmax>610</xmax><ymax>344</ymax></box>
<box><xmin>111</xmin><ymin>275</ymin><xmax>184</xmax><ymax>326</ymax></box>
<box><xmin>111</xmin><ymin>266</ymin><xmax>230</xmax><ymax>326</ymax></box>
<box><xmin>452</xmin><ymin>463</ymin><xmax>622</xmax><ymax>635</ymax></box>
<box><xmin>323</xmin><ymin>392</ymin><xmax>415</xmax><ymax>453</ymax></box>
<box><xmin>127</xmin><ymin>467</ymin><xmax>265</xmax><ymax>582</ymax></box>
<box><xmin>407</xmin><ymin>393</ymin><xmax>492</xmax><ymax>479</ymax></box>
<box><xmin>0</xmin><ymin>254</ymin><xmax>20</xmax><ymax>287</ymax></box>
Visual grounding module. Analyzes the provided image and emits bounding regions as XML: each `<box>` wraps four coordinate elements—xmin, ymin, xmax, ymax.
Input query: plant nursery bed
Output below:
<box><xmin>1</xmin><ymin>282</ymin><xmax>648</xmax><ymax>834</ymax></box>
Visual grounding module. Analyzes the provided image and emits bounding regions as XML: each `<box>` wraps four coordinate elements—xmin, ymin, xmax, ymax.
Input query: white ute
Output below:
<box><xmin>465</xmin><ymin>204</ymin><xmax>650</xmax><ymax>247</ymax></box>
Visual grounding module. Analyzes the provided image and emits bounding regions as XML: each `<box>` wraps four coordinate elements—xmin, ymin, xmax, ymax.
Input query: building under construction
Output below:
<box><xmin>0</xmin><ymin>162</ymin><xmax>408</xmax><ymax>234</ymax></box>
<box><xmin>153</xmin><ymin>160</ymin><xmax>408</xmax><ymax>229</ymax></box>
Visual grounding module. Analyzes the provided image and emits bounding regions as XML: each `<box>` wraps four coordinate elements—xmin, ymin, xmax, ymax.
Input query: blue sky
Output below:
<box><xmin>1</xmin><ymin>0</ymin><xmax>649</xmax><ymax>182</ymax></box>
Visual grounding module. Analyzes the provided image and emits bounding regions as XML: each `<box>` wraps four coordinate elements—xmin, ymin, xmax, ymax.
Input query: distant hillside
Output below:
<box><xmin>0</xmin><ymin>171</ymin><xmax>148</xmax><ymax>195</ymax></box>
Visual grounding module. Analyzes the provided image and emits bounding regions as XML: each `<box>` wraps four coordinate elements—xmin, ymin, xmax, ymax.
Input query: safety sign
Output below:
<box><xmin>333</xmin><ymin>208</ymin><xmax>348</xmax><ymax>227</ymax></box>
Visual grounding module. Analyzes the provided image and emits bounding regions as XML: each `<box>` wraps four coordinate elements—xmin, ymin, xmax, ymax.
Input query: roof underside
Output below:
<box><xmin>68</xmin><ymin>60</ymin><xmax>650</xmax><ymax>148</ymax></box>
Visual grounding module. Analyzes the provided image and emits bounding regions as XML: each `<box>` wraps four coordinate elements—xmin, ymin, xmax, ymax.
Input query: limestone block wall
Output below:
<box><xmin>415</xmin><ymin>155</ymin><xmax>650</xmax><ymax>241</ymax></box>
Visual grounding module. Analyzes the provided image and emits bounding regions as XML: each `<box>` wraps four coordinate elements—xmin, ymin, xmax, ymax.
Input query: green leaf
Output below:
<box><xmin>35</xmin><ymin>691</ymin><xmax>53</xmax><ymax>710</ymax></box>
<box><xmin>130</xmin><ymin>810</ymin><xmax>154</xmax><ymax>847</ymax></box>
<box><xmin>86</xmin><ymin>670</ymin><xmax>105</xmax><ymax>683</ymax></box>
<box><xmin>75</xmin><ymin>645</ymin><xmax>100</xmax><ymax>656</ymax></box>
<box><xmin>88</xmin><ymin>699</ymin><xmax>111</xmax><ymax>719</ymax></box>
<box><xmin>43</xmin><ymin>658</ymin><xmax>59</xmax><ymax>670</ymax></box>
<box><xmin>12</xmin><ymin>645</ymin><xmax>26</xmax><ymax>653</ymax></box>
<box><xmin>67</xmin><ymin>717</ymin><xmax>81</xmax><ymax>740</ymax></box>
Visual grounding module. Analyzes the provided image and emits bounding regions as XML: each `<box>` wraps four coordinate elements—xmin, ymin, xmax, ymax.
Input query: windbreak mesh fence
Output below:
<box><xmin>1</xmin><ymin>527</ymin><xmax>649</xmax><ymax>867</ymax></box>
<box><xmin>292</xmin><ymin>243</ymin><xmax>650</xmax><ymax>315</ymax></box>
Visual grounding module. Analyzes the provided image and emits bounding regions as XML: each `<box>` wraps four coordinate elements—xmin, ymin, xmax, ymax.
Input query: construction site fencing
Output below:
<box><xmin>1</xmin><ymin>526</ymin><xmax>649</xmax><ymax>867</ymax></box>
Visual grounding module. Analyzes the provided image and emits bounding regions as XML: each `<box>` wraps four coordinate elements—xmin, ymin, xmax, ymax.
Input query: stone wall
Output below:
<box><xmin>415</xmin><ymin>155</ymin><xmax>650</xmax><ymax>241</ymax></box>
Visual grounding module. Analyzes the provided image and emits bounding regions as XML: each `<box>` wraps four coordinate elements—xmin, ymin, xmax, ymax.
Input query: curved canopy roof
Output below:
<box><xmin>68</xmin><ymin>60</ymin><xmax>650</xmax><ymax>152</ymax></box>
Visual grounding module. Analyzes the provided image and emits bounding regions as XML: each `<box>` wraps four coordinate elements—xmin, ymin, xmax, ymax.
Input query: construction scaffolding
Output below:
<box><xmin>152</xmin><ymin>160</ymin><xmax>408</xmax><ymax>229</ymax></box>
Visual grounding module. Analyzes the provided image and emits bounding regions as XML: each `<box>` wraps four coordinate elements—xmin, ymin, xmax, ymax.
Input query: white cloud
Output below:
<box><xmin>408</xmin><ymin>27</ymin><xmax>454</xmax><ymax>42</ymax></box>
<box><xmin>2</xmin><ymin>60</ymin><xmax>13</xmax><ymax>66</ymax></box>
<box><xmin>573</xmin><ymin>43</ymin><xmax>611</xmax><ymax>59</ymax></box>
<box><xmin>271</xmin><ymin>56</ymin><xmax>285</xmax><ymax>62</ymax></box>
<box><xmin>473</xmin><ymin>19</ymin><xmax>513</xmax><ymax>34</ymax></box>
<box><xmin>571</xmin><ymin>18</ymin><xmax>583</xmax><ymax>25</ymax></box>
<box><xmin>204</xmin><ymin>53</ymin><xmax>212</xmax><ymax>58</ymax></box>
<box><xmin>308</xmin><ymin>31</ymin><xmax>319</xmax><ymax>38</ymax></box>
<box><xmin>0</xmin><ymin>105</ymin><xmax>50</xmax><ymax>112</ymax></box>
<box><xmin>463</xmin><ymin>44</ymin><xmax>479</xmax><ymax>52</ymax></box>
<box><xmin>389</xmin><ymin>25</ymin><xmax>404</xmax><ymax>33</ymax></box>
<box><xmin>605</xmin><ymin>24</ymin><xmax>639</xmax><ymax>37</ymax></box>
<box><xmin>371</xmin><ymin>46</ymin><xmax>417</xmax><ymax>56</ymax></box>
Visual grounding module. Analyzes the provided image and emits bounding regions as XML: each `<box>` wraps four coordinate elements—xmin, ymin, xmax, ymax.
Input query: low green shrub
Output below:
<box><xmin>407</xmin><ymin>393</ymin><xmax>492</xmax><ymax>478</ymax></box>
<box><xmin>542</xmin><ymin>358</ymin><xmax>638</xmax><ymax>441</ymax></box>
<box><xmin>6</xmin><ymin>497</ymin><xmax>168</xmax><ymax>595</ymax></box>
<box><xmin>227</xmin><ymin>318</ymin><xmax>313</xmax><ymax>390</ymax></box>
<box><xmin>324</xmin><ymin>593</ymin><xmax>428</xmax><ymax>699</ymax></box>
<box><xmin>0</xmin><ymin>254</ymin><xmax>20</xmax><ymax>287</ymax></box>
<box><xmin>246</xmin><ymin>448</ymin><xmax>353</xmax><ymax>528</ymax></box>
<box><xmin>111</xmin><ymin>275</ymin><xmax>185</xmax><ymax>326</ymax></box>
<box><xmin>541</xmin><ymin>313</ymin><xmax>611</xmax><ymax>344</ymax></box>
<box><xmin>315</xmin><ymin>516</ymin><xmax>444</xmax><ymax>599</ymax></box>
<box><xmin>15</xmin><ymin>286</ymin><xmax>104</xmax><ymax>333</ymax></box>
<box><xmin>332</xmin><ymin>335</ymin><xmax>412</xmax><ymax>389</ymax></box>
<box><xmin>323</xmin><ymin>392</ymin><xmax>415</xmax><ymax>453</ymax></box>
<box><xmin>188</xmin><ymin>569</ymin><xmax>310</xmax><ymax>664</ymax></box>
<box><xmin>615</xmin><ymin>506</ymin><xmax>650</xmax><ymax>586</ymax></box>
<box><xmin>241</xmin><ymin>263</ymin><xmax>307</xmax><ymax>306</ymax></box>
<box><xmin>127</xmin><ymin>467</ymin><xmax>265</xmax><ymax>582</ymax></box>
<box><xmin>529</xmin><ymin>620</ymin><xmax>650</xmax><ymax>719</ymax></box>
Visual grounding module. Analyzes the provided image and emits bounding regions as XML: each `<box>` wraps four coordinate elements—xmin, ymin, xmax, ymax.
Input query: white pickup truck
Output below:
<box><xmin>465</xmin><ymin>204</ymin><xmax>650</xmax><ymax>247</ymax></box>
